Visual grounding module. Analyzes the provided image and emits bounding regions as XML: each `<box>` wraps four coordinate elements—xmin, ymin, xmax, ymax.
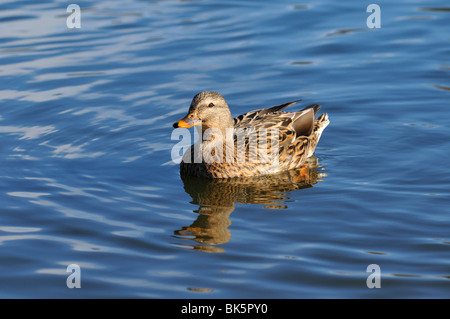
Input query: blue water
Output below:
<box><xmin>0</xmin><ymin>0</ymin><xmax>449</xmax><ymax>298</ymax></box>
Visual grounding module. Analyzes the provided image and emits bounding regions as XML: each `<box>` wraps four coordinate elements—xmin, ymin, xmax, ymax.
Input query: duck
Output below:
<box><xmin>173</xmin><ymin>91</ymin><xmax>329</xmax><ymax>178</ymax></box>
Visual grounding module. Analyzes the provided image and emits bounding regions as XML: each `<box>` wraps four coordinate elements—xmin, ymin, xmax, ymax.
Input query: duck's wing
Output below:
<box><xmin>290</xmin><ymin>104</ymin><xmax>321</xmax><ymax>137</ymax></box>
<box><xmin>228</xmin><ymin>104</ymin><xmax>321</xmax><ymax>167</ymax></box>
<box><xmin>233</xmin><ymin>100</ymin><xmax>301</xmax><ymax>127</ymax></box>
<box><xmin>235</xmin><ymin>103</ymin><xmax>321</xmax><ymax>138</ymax></box>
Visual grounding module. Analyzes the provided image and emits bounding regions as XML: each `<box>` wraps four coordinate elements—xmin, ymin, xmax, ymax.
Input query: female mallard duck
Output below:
<box><xmin>173</xmin><ymin>91</ymin><xmax>329</xmax><ymax>178</ymax></box>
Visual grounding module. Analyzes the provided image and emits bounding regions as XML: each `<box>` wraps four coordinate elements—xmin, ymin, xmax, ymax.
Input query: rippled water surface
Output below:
<box><xmin>0</xmin><ymin>0</ymin><xmax>449</xmax><ymax>298</ymax></box>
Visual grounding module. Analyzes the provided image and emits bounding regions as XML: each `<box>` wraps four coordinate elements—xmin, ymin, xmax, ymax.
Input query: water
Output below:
<box><xmin>0</xmin><ymin>0</ymin><xmax>448</xmax><ymax>298</ymax></box>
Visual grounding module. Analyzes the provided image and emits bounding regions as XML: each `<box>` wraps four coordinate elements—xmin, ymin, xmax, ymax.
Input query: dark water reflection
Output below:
<box><xmin>175</xmin><ymin>157</ymin><xmax>325</xmax><ymax>252</ymax></box>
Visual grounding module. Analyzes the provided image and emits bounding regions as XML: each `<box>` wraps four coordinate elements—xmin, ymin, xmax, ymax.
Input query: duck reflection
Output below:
<box><xmin>173</xmin><ymin>157</ymin><xmax>326</xmax><ymax>253</ymax></box>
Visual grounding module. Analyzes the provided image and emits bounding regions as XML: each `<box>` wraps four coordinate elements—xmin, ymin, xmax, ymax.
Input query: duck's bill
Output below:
<box><xmin>173</xmin><ymin>110</ymin><xmax>201</xmax><ymax>128</ymax></box>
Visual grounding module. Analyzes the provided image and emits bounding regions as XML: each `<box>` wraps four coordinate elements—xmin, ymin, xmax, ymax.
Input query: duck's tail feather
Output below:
<box><xmin>261</xmin><ymin>99</ymin><xmax>302</xmax><ymax>115</ymax></box>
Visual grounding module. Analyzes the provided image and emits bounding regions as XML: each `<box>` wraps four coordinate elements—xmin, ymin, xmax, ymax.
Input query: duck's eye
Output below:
<box><xmin>208</xmin><ymin>102</ymin><xmax>214</xmax><ymax>108</ymax></box>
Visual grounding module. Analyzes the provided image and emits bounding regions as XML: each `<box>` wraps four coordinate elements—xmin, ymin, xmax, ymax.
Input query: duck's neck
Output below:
<box><xmin>199</xmin><ymin>125</ymin><xmax>232</xmax><ymax>148</ymax></box>
<box><xmin>197</xmin><ymin>116</ymin><xmax>234</xmax><ymax>163</ymax></box>
<box><xmin>199</xmin><ymin>114</ymin><xmax>234</xmax><ymax>141</ymax></box>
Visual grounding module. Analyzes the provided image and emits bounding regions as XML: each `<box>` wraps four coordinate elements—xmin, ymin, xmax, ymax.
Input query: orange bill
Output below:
<box><xmin>173</xmin><ymin>109</ymin><xmax>201</xmax><ymax>128</ymax></box>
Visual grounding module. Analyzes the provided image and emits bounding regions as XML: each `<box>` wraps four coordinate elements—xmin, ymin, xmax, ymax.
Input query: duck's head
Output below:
<box><xmin>173</xmin><ymin>92</ymin><xmax>234</xmax><ymax>133</ymax></box>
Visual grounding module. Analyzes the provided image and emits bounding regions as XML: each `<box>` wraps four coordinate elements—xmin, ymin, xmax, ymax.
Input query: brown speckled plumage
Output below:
<box><xmin>173</xmin><ymin>92</ymin><xmax>329</xmax><ymax>178</ymax></box>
